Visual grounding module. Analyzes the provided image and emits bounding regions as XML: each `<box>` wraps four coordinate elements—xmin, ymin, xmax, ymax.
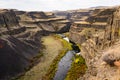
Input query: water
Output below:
<box><xmin>53</xmin><ymin>51</ymin><xmax>75</xmax><ymax>80</ymax></box>
<box><xmin>53</xmin><ymin>34</ymin><xmax>80</xmax><ymax>80</ymax></box>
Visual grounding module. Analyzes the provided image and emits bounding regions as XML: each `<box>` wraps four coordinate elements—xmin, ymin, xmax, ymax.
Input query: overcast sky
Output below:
<box><xmin>0</xmin><ymin>0</ymin><xmax>120</xmax><ymax>11</ymax></box>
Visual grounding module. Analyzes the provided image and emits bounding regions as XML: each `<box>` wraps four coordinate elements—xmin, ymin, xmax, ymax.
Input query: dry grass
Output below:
<box><xmin>17</xmin><ymin>36</ymin><xmax>63</xmax><ymax>80</ymax></box>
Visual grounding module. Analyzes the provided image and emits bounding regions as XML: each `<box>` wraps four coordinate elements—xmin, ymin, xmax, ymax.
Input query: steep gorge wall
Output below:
<box><xmin>0</xmin><ymin>10</ymin><xmax>41</xmax><ymax>80</ymax></box>
<box><xmin>69</xmin><ymin>7</ymin><xmax>120</xmax><ymax>80</ymax></box>
<box><xmin>69</xmin><ymin>22</ymin><xmax>106</xmax><ymax>44</ymax></box>
<box><xmin>85</xmin><ymin>8</ymin><xmax>116</xmax><ymax>23</ymax></box>
<box><xmin>0</xmin><ymin>9</ymin><xmax>19</xmax><ymax>30</ymax></box>
<box><xmin>15</xmin><ymin>10</ymin><xmax>71</xmax><ymax>33</ymax></box>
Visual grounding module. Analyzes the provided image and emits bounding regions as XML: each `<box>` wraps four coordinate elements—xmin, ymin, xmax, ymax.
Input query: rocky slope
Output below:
<box><xmin>85</xmin><ymin>8</ymin><xmax>116</xmax><ymax>23</ymax></box>
<box><xmin>54</xmin><ymin>7</ymin><xmax>117</xmax><ymax>23</ymax></box>
<box><xmin>54</xmin><ymin>9</ymin><xmax>93</xmax><ymax>22</ymax></box>
<box><xmin>0</xmin><ymin>9</ymin><xmax>42</xmax><ymax>80</ymax></box>
<box><xmin>69</xmin><ymin>7</ymin><xmax>117</xmax><ymax>44</ymax></box>
<box><xmin>0</xmin><ymin>8</ymin><xmax>71</xmax><ymax>80</ymax></box>
<box><xmin>14</xmin><ymin>10</ymin><xmax>71</xmax><ymax>33</ymax></box>
<box><xmin>69</xmin><ymin>6</ymin><xmax>120</xmax><ymax>80</ymax></box>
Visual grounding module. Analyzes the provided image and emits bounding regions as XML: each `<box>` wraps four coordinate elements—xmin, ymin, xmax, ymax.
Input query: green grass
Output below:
<box><xmin>65</xmin><ymin>55</ymin><xmax>87</xmax><ymax>80</ymax></box>
<box><xmin>42</xmin><ymin>35</ymin><xmax>72</xmax><ymax>80</ymax></box>
<box><xmin>15</xmin><ymin>35</ymin><xmax>64</xmax><ymax>80</ymax></box>
<box><xmin>16</xmin><ymin>34</ymin><xmax>72</xmax><ymax>80</ymax></box>
<box><xmin>76</xmin><ymin>43</ymin><xmax>81</xmax><ymax>49</ymax></box>
<box><xmin>42</xmin><ymin>50</ymin><xmax>68</xmax><ymax>80</ymax></box>
<box><xmin>63</xmin><ymin>32</ymin><xmax>70</xmax><ymax>37</ymax></box>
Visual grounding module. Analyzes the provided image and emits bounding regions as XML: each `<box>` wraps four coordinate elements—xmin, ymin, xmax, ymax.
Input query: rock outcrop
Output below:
<box><xmin>0</xmin><ymin>9</ymin><xmax>19</xmax><ymax>30</ymax></box>
<box><xmin>0</xmin><ymin>8</ymin><xmax>71</xmax><ymax>80</ymax></box>
<box><xmin>0</xmin><ymin>10</ymin><xmax>41</xmax><ymax>80</ymax></box>
<box><xmin>85</xmin><ymin>8</ymin><xmax>116</xmax><ymax>23</ymax></box>
<box><xmin>14</xmin><ymin>10</ymin><xmax>71</xmax><ymax>33</ymax></box>
<box><xmin>69</xmin><ymin>7</ymin><xmax>117</xmax><ymax>45</ymax></box>
<box><xmin>54</xmin><ymin>7</ymin><xmax>116</xmax><ymax>23</ymax></box>
<box><xmin>54</xmin><ymin>9</ymin><xmax>93</xmax><ymax>22</ymax></box>
<box><xmin>69</xmin><ymin>6</ymin><xmax>120</xmax><ymax>80</ymax></box>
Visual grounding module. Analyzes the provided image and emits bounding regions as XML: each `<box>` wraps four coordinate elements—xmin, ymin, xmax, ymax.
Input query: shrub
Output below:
<box><xmin>65</xmin><ymin>55</ymin><xmax>87</xmax><ymax>80</ymax></box>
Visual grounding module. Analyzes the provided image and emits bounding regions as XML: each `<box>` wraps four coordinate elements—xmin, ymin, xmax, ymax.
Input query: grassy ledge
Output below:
<box><xmin>65</xmin><ymin>55</ymin><xmax>87</xmax><ymax>80</ymax></box>
<box><xmin>42</xmin><ymin>35</ymin><xmax>72</xmax><ymax>80</ymax></box>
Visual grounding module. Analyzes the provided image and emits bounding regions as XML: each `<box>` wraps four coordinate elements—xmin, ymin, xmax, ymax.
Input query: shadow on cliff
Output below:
<box><xmin>34</xmin><ymin>23</ymin><xmax>71</xmax><ymax>37</ymax></box>
<box><xmin>0</xmin><ymin>36</ymin><xmax>41</xmax><ymax>80</ymax></box>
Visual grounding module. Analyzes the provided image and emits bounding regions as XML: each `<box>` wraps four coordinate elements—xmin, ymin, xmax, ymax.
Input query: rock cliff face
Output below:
<box><xmin>85</xmin><ymin>8</ymin><xmax>116</xmax><ymax>23</ymax></box>
<box><xmin>69</xmin><ymin>7</ymin><xmax>120</xmax><ymax>80</ymax></box>
<box><xmin>54</xmin><ymin>9</ymin><xmax>93</xmax><ymax>22</ymax></box>
<box><xmin>0</xmin><ymin>9</ymin><xmax>71</xmax><ymax>80</ymax></box>
<box><xmin>54</xmin><ymin>7</ymin><xmax>116</xmax><ymax>23</ymax></box>
<box><xmin>14</xmin><ymin>10</ymin><xmax>71</xmax><ymax>33</ymax></box>
<box><xmin>0</xmin><ymin>9</ymin><xmax>19</xmax><ymax>30</ymax></box>
<box><xmin>0</xmin><ymin>10</ymin><xmax>41</xmax><ymax>80</ymax></box>
<box><xmin>69</xmin><ymin>7</ymin><xmax>117</xmax><ymax>44</ymax></box>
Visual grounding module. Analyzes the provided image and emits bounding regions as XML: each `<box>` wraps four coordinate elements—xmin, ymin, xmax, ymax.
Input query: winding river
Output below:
<box><xmin>53</xmin><ymin>51</ymin><xmax>75</xmax><ymax>80</ymax></box>
<box><xmin>53</xmin><ymin>34</ymin><xmax>80</xmax><ymax>80</ymax></box>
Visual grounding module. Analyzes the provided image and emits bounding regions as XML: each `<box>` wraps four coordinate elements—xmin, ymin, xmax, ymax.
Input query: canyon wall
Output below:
<box><xmin>0</xmin><ymin>9</ymin><xmax>19</xmax><ymax>29</ymax></box>
<box><xmin>14</xmin><ymin>10</ymin><xmax>71</xmax><ymax>33</ymax></box>
<box><xmin>69</xmin><ymin>7</ymin><xmax>120</xmax><ymax>80</ymax></box>
<box><xmin>0</xmin><ymin>10</ymin><xmax>41</xmax><ymax>80</ymax></box>
<box><xmin>85</xmin><ymin>8</ymin><xmax>116</xmax><ymax>23</ymax></box>
<box><xmin>0</xmin><ymin>9</ymin><xmax>71</xmax><ymax>80</ymax></box>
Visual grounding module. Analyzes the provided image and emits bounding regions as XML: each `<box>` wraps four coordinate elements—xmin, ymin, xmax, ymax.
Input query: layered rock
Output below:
<box><xmin>0</xmin><ymin>8</ymin><xmax>71</xmax><ymax>80</ymax></box>
<box><xmin>14</xmin><ymin>10</ymin><xmax>71</xmax><ymax>33</ymax></box>
<box><xmin>54</xmin><ymin>9</ymin><xmax>93</xmax><ymax>22</ymax></box>
<box><xmin>69</xmin><ymin>22</ymin><xmax>107</xmax><ymax>44</ymax></box>
<box><xmin>69</xmin><ymin>7</ymin><xmax>117</xmax><ymax>45</ymax></box>
<box><xmin>54</xmin><ymin>7</ymin><xmax>116</xmax><ymax>23</ymax></box>
<box><xmin>85</xmin><ymin>8</ymin><xmax>116</xmax><ymax>23</ymax></box>
<box><xmin>0</xmin><ymin>10</ymin><xmax>41</xmax><ymax>80</ymax></box>
<box><xmin>0</xmin><ymin>9</ymin><xmax>19</xmax><ymax>31</ymax></box>
<box><xmin>71</xmin><ymin>7</ymin><xmax>120</xmax><ymax>80</ymax></box>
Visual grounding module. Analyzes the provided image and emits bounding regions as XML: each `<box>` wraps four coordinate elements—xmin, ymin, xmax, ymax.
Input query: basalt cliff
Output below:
<box><xmin>0</xmin><ymin>9</ymin><xmax>42</xmax><ymax>80</ymax></box>
<box><xmin>0</xmin><ymin>9</ymin><xmax>70</xmax><ymax>80</ymax></box>
<box><xmin>0</xmin><ymin>6</ymin><xmax>120</xmax><ymax>80</ymax></box>
<box><xmin>69</xmin><ymin>6</ymin><xmax>120</xmax><ymax>80</ymax></box>
<box><xmin>14</xmin><ymin>10</ymin><xmax>71</xmax><ymax>33</ymax></box>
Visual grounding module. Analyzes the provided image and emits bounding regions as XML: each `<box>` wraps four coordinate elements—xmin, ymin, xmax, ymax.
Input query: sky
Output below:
<box><xmin>0</xmin><ymin>0</ymin><xmax>120</xmax><ymax>11</ymax></box>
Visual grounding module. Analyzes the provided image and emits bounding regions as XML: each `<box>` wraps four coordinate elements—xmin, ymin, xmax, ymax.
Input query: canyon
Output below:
<box><xmin>0</xmin><ymin>5</ymin><xmax>120</xmax><ymax>80</ymax></box>
<box><xmin>0</xmin><ymin>8</ymin><xmax>71</xmax><ymax>80</ymax></box>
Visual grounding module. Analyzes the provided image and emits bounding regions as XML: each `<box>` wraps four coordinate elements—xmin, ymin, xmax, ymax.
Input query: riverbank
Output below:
<box><xmin>42</xmin><ymin>34</ymin><xmax>72</xmax><ymax>80</ymax></box>
<box><xmin>17</xmin><ymin>35</ymin><xmax>64</xmax><ymax>80</ymax></box>
<box><xmin>53</xmin><ymin>51</ymin><xmax>75</xmax><ymax>80</ymax></box>
<box><xmin>65</xmin><ymin>55</ymin><xmax>87</xmax><ymax>80</ymax></box>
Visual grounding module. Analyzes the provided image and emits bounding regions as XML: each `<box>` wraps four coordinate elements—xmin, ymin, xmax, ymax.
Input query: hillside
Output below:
<box><xmin>0</xmin><ymin>9</ymin><xmax>42</xmax><ymax>80</ymax></box>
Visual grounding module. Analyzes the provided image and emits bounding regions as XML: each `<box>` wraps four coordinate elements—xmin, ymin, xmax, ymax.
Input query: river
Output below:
<box><xmin>53</xmin><ymin>51</ymin><xmax>75</xmax><ymax>80</ymax></box>
<box><xmin>53</xmin><ymin>34</ymin><xmax>80</xmax><ymax>80</ymax></box>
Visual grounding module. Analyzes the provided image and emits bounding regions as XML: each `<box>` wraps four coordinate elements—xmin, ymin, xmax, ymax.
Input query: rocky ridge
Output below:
<box><xmin>69</xmin><ymin>6</ymin><xmax>120</xmax><ymax>80</ymax></box>
<box><xmin>0</xmin><ymin>9</ymin><xmax>42</xmax><ymax>80</ymax></box>
<box><xmin>14</xmin><ymin>10</ymin><xmax>71</xmax><ymax>33</ymax></box>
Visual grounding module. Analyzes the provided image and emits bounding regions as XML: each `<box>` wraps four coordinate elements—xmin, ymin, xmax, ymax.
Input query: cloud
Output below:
<box><xmin>0</xmin><ymin>0</ymin><xmax>120</xmax><ymax>11</ymax></box>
